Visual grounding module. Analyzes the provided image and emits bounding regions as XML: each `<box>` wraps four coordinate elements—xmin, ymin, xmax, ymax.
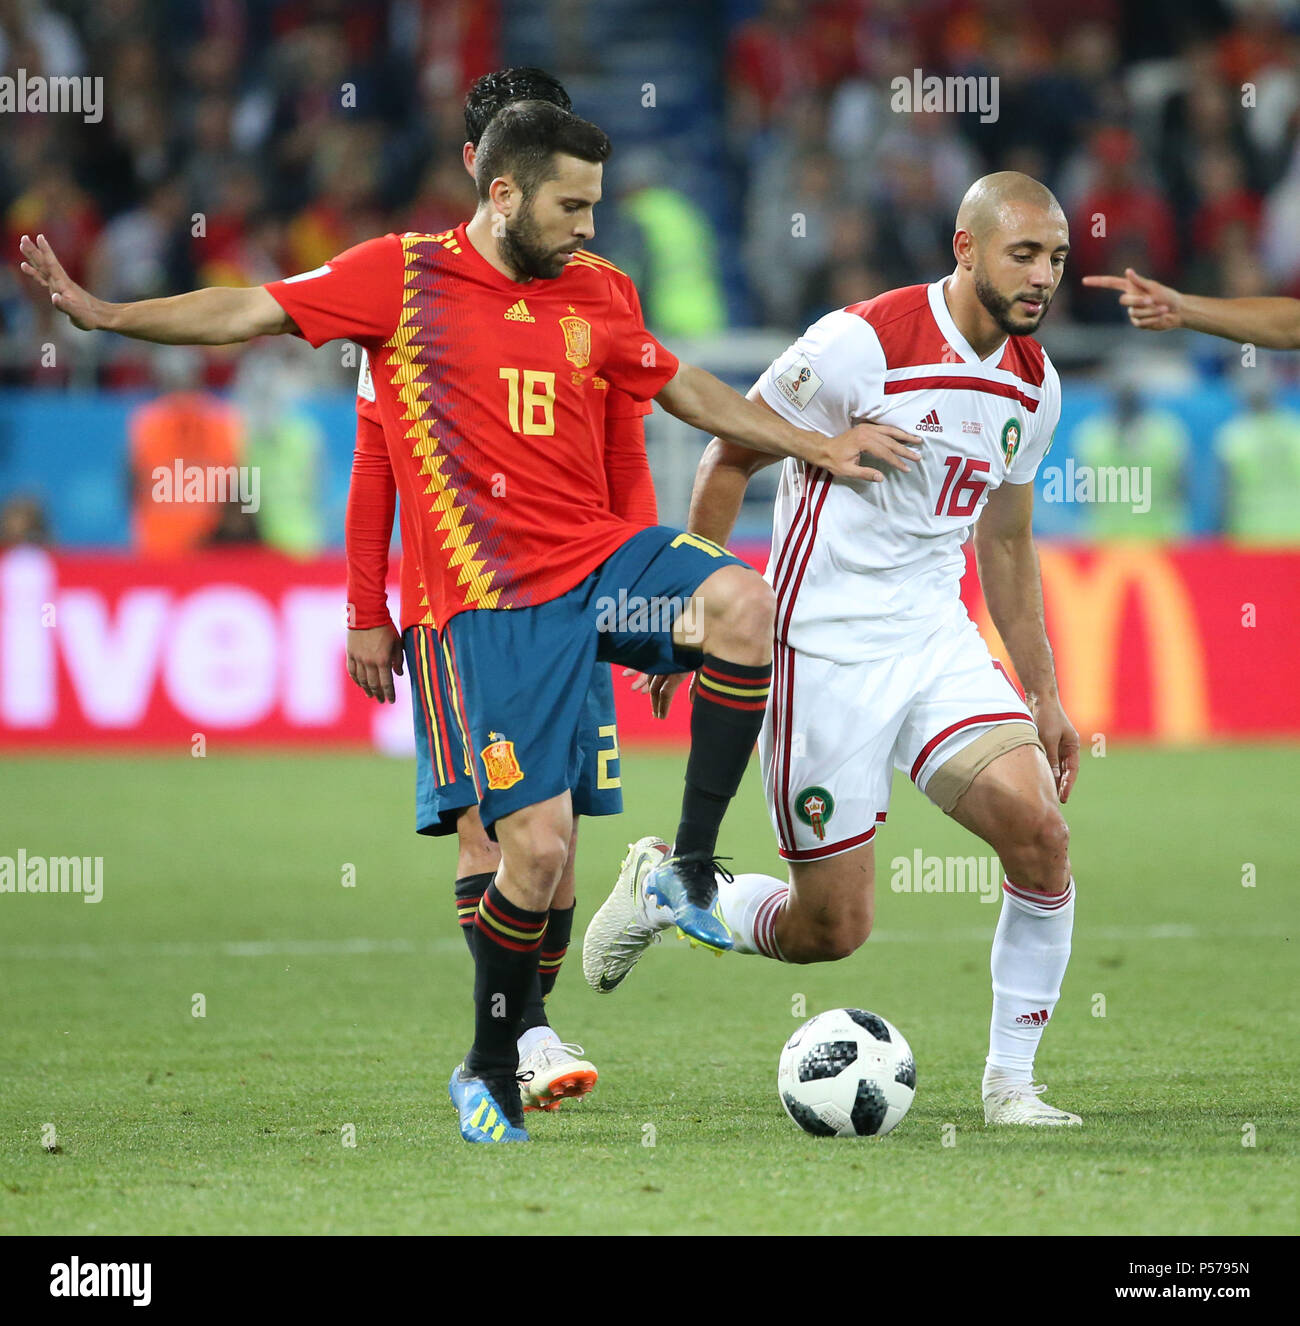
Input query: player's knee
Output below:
<box><xmin>1002</xmin><ymin>804</ymin><xmax>1069</xmax><ymax>891</ymax></box>
<box><xmin>705</xmin><ymin>568</ymin><xmax>774</xmax><ymax>654</ymax></box>
<box><xmin>784</xmin><ymin>910</ymin><xmax>872</xmax><ymax>964</ymax></box>
<box><xmin>508</xmin><ymin>826</ymin><xmax>569</xmax><ymax>893</ymax></box>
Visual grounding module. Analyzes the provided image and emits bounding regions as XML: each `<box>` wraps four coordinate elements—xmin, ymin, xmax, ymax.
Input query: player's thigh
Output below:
<box><xmin>783</xmin><ymin>841</ymin><xmax>876</xmax><ymax>960</ymax></box>
<box><xmin>761</xmin><ymin>642</ymin><xmax>904</xmax><ymax>862</ymax></box>
<box><xmin>444</xmin><ymin>596</ymin><xmax>594</xmax><ymax>838</ymax></box>
<box><xmin>587</xmin><ymin>525</ymin><xmax>752</xmax><ymax>674</ymax></box>
<box><xmin>947</xmin><ymin>740</ymin><xmax>1067</xmax><ymax>866</ymax></box>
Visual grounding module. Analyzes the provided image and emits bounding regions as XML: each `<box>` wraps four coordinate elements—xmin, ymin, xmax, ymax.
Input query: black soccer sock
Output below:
<box><xmin>674</xmin><ymin>655</ymin><xmax>771</xmax><ymax>859</ymax></box>
<box><xmin>516</xmin><ymin>900</ymin><xmax>577</xmax><ymax>1033</ymax></box>
<box><xmin>453</xmin><ymin>872</ymin><xmax>494</xmax><ymax>957</ymax></box>
<box><xmin>538</xmin><ymin>901</ymin><xmax>576</xmax><ymax>1000</ymax></box>
<box><xmin>466</xmin><ymin>879</ymin><xmax>548</xmax><ymax>1076</ymax></box>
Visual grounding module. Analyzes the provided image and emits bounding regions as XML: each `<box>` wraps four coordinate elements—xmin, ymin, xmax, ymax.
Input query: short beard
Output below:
<box><xmin>499</xmin><ymin>199</ymin><xmax>569</xmax><ymax>280</ymax></box>
<box><xmin>974</xmin><ymin>266</ymin><xmax>1048</xmax><ymax>337</ymax></box>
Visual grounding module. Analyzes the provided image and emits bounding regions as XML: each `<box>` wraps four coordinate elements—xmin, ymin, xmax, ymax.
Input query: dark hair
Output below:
<box><xmin>474</xmin><ymin>101</ymin><xmax>611</xmax><ymax>203</ymax></box>
<box><xmin>464</xmin><ymin>68</ymin><xmax>572</xmax><ymax>146</ymax></box>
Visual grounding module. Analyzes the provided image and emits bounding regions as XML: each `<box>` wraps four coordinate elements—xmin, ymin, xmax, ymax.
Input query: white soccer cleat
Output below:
<box><xmin>517</xmin><ymin>1039</ymin><xmax>598</xmax><ymax>1113</ymax></box>
<box><xmin>582</xmin><ymin>836</ymin><xmax>671</xmax><ymax>993</ymax></box>
<box><xmin>983</xmin><ymin>1080</ymin><xmax>1082</xmax><ymax>1126</ymax></box>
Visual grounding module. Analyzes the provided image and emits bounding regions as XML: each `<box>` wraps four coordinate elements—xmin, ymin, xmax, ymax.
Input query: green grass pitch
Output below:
<box><xmin>1</xmin><ymin>745</ymin><xmax>1296</xmax><ymax>1235</ymax></box>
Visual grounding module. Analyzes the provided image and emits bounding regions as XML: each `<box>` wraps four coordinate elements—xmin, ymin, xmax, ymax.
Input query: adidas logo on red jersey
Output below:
<box><xmin>914</xmin><ymin>409</ymin><xmax>943</xmax><ymax>432</ymax></box>
<box><xmin>1015</xmin><ymin>1008</ymin><xmax>1051</xmax><ymax>1026</ymax></box>
<box><xmin>504</xmin><ymin>299</ymin><xmax>535</xmax><ymax>322</ymax></box>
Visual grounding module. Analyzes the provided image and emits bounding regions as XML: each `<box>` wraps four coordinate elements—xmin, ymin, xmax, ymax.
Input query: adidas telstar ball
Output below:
<box><xmin>777</xmin><ymin>1008</ymin><xmax>916</xmax><ymax>1137</ymax></box>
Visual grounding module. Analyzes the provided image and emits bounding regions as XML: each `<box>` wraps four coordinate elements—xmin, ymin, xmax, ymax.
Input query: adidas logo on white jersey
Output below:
<box><xmin>914</xmin><ymin>409</ymin><xmax>943</xmax><ymax>432</ymax></box>
<box><xmin>504</xmin><ymin>300</ymin><xmax>535</xmax><ymax>322</ymax></box>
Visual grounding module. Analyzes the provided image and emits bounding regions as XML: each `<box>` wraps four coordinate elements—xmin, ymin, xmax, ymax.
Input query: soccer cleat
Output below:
<box><xmin>583</xmin><ymin>836</ymin><xmax>672</xmax><ymax>992</ymax></box>
<box><xmin>982</xmin><ymin>1080</ymin><xmax>1082</xmax><ymax>1127</ymax></box>
<box><xmin>518</xmin><ymin>1039</ymin><xmax>598</xmax><ymax>1112</ymax></box>
<box><xmin>643</xmin><ymin>852</ymin><xmax>735</xmax><ymax>953</ymax></box>
<box><xmin>448</xmin><ymin>1063</ymin><xmax>530</xmax><ymax>1143</ymax></box>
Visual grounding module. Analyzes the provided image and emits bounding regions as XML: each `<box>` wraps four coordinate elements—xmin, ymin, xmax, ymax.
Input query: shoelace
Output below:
<box><xmin>675</xmin><ymin>854</ymin><xmax>735</xmax><ymax>908</ymax></box>
<box><xmin>527</xmin><ymin>1040</ymin><xmax>586</xmax><ymax>1067</ymax></box>
<box><xmin>991</xmin><ymin>1083</ymin><xmax>1070</xmax><ymax>1113</ymax></box>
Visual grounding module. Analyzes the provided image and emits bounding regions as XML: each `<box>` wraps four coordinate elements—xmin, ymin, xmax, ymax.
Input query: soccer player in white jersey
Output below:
<box><xmin>585</xmin><ymin>172</ymin><xmax>1083</xmax><ymax>1126</ymax></box>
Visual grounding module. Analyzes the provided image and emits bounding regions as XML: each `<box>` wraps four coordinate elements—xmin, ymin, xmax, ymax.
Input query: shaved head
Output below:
<box><xmin>949</xmin><ymin>171</ymin><xmax>1069</xmax><ymax>339</ymax></box>
<box><xmin>956</xmin><ymin>171</ymin><xmax>1064</xmax><ymax>241</ymax></box>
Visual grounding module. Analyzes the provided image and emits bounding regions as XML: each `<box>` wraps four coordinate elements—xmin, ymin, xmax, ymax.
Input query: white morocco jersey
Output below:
<box><xmin>757</xmin><ymin>278</ymin><xmax>1061</xmax><ymax>662</ymax></box>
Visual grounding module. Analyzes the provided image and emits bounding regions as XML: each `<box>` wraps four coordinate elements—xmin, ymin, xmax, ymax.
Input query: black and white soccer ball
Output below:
<box><xmin>777</xmin><ymin>1008</ymin><xmax>916</xmax><ymax>1137</ymax></box>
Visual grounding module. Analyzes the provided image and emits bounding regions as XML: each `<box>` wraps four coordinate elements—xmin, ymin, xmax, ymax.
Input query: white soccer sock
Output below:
<box><xmin>985</xmin><ymin>876</ymin><xmax>1075</xmax><ymax>1089</ymax></box>
<box><xmin>717</xmin><ymin>873</ymin><xmax>789</xmax><ymax>959</ymax></box>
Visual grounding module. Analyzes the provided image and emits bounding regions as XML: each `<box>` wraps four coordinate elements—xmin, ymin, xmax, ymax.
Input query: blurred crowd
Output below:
<box><xmin>727</xmin><ymin>0</ymin><xmax>1300</xmax><ymax>330</ymax></box>
<box><xmin>0</xmin><ymin>0</ymin><xmax>499</xmax><ymax>388</ymax></box>
<box><xmin>3</xmin><ymin>0</ymin><xmax>1300</xmax><ymax>379</ymax></box>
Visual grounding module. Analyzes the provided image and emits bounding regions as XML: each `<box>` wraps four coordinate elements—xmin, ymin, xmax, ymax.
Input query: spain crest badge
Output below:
<box><xmin>559</xmin><ymin>314</ymin><xmax>591</xmax><ymax>368</ymax></box>
<box><xmin>480</xmin><ymin>732</ymin><xmax>524</xmax><ymax>790</ymax></box>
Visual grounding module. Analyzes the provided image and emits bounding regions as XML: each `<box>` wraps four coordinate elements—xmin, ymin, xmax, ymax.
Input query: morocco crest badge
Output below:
<box><xmin>794</xmin><ymin>786</ymin><xmax>835</xmax><ymax>841</ymax></box>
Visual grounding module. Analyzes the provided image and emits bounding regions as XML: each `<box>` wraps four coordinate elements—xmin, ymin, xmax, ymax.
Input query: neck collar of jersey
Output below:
<box><xmin>929</xmin><ymin>276</ymin><xmax>1008</xmax><ymax>368</ymax></box>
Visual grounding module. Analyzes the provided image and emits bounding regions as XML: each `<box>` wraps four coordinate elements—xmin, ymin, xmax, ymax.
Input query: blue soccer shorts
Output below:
<box><xmin>405</xmin><ymin>624</ymin><xmax>624</xmax><ymax>837</ymax></box>
<box><xmin>442</xmin><ymin>524</ymin><xmax>748</xmax><ymax>832</ymax></box>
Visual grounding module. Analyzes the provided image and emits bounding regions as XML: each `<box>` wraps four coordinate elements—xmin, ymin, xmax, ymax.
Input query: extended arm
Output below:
<box><xmin>20</xmin><ymin>232</ymin><xmax>294</xmax><ymax>344</ymax></box>
<box><xmin>973</xmin><ymin>480</ymin><xmax>1078</xmax><ymax>802</ymax></box>
<box><xmin>1082</xmin><ymin>267</ymin><xmax>1300</xmax><ymax>349</ymax></box>
<box><xmin>656</xmin><ymin>361</ymin><xmax>917</xmax><ymax>480</ymax></box>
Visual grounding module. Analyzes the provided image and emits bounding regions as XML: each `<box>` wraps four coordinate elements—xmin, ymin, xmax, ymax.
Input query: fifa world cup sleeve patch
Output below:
<box><xmin>774</xmin><ymin>354</ymin><xmax>824</xmax><ymax>411</ymax></box>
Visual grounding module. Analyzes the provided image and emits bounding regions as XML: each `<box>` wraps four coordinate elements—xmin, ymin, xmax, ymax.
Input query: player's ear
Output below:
<box><xmin>462</xmin><ymin>142</ymin><xmax>476</xmax><ymax>178</ymax></box>
<box><xmin>952</xmin><ymin>228</ymin><xmax>976</xmax><ymax>270</ymax></box>
<box><xmin>488</xmin><ymin>175</ymin><xmax>514</xmax><ymax>216</ymax></box>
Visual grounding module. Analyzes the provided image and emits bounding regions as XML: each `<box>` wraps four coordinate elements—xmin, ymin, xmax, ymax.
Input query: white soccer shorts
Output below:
<box><xmin>761</xmin><ymin>612</ymin><xmax>1034</xmax><ymax>861</ymax></box>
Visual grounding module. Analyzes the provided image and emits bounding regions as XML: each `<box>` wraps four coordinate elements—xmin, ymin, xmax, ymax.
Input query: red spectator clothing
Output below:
<box><xmin>1071</xmin><ymin>187</ymin><xmax>1179</xmax><ymax>282</ymax></box>
<box><xmin>344</xmin><ymin>249</ymin><xmax>659</xmax><ymax>632</ymax></box>
<box><xmin>1192</xmin><ymin>190</ymin><xmax>1262</xmax><ymax>255</ymax></box>
<box><xmin>267</xmin><ymin>225</ymin><xmax>677</xmax><ymax>629</ymax></box>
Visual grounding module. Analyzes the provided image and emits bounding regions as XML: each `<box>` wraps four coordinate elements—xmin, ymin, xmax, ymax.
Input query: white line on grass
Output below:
<box><xmin>0</xmin><ymin>924</ymin><xmax>1281</xmax><ymax>962</ymax></box>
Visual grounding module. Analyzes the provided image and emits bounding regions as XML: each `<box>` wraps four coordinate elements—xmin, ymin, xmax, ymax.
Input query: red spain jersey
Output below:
<box><xmin>266</xmin><ymin>223</ymin><xmax>678</xmax><ymax>626</ymax></box>
<box><xmin>349</xmin><ymin>248</ymin><xmax>658</xmax><ymax>632</ymax></box>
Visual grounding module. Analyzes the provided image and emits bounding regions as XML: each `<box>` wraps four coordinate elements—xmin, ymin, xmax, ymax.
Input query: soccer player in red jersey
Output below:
<box><xmin>20</xmin><ymin>101</ymin><xmax>916</xmax><ymax>1142</ymax></box>
<box><xmin>344</xmin><ymin>68</ymin><xmax>661</xmax><ymax>1114</ymax></box>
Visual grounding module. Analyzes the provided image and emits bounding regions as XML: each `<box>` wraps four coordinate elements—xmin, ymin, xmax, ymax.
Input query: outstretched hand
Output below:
<box><xmin>1081</xmin><ymin>267</ymin><xmax>1183</xmax><ymax>331</ymax></box>
<box><xmin>19</xmin><ymin>233</ymin><xmax>109</xmax><ymax>331</ymax></box>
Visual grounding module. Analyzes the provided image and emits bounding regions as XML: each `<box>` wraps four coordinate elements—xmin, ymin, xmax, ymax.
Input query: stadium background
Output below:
<box><xmin>2</xmin><ymin>0</ymin><xmax>1299</xmax><ymax>750</ymax></box>
<box><xmin>1</xmin><ymin>0</ymin><xmax>1297</xmax><ymax>1246</ymax></box>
